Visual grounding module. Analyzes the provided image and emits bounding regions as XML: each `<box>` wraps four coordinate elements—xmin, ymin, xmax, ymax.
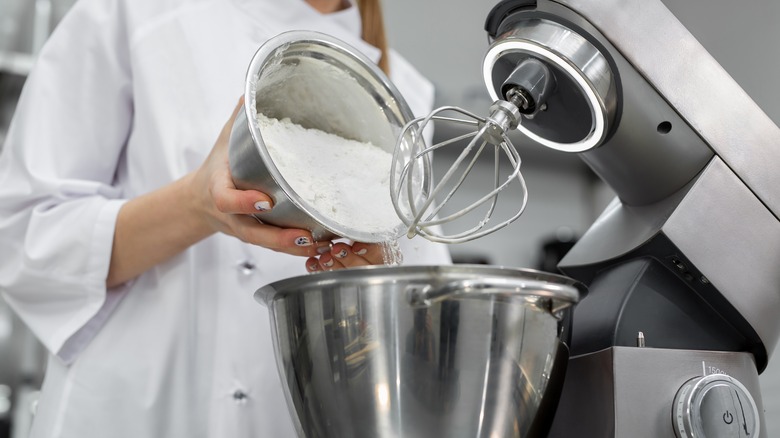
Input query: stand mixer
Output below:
<box><xmin>392</xmin><ymin>0</ymin><xmax>780</xmax><ymax>436</ymax></box>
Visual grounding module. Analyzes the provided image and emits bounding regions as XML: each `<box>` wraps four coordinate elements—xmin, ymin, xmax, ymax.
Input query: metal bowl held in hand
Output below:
<box><xmin>255</xmin><ymin>265</ymin><xmax>584</xmax><ymax>438</ymax></box>
<box><xmin>229</xmin><ymin>31</ymin><xmax>419</xmax><ymax>242</ymax></box>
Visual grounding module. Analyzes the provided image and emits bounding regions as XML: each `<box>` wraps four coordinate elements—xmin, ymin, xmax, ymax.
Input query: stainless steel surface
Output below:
<box><xmin>673</xmin><ymin>373</ymin><xmax>759</xmax><ymax>438</ymax></box>
<box><xmin>390</xmin><ymin>102</ymin><xmax>529</xmax><ymax>243</ymax></box>
<box><xmin>229</xmin><ymin>31</ymin><xmax>416</xmax><ymax>242</ymax></box>
<box><xmin>548</xmin><ymin>347</ymin><xmax>765</xmax><ymax>438</ymax></box>
<box><xmin>662</xmin><ymin>158</ymin><xmax>780</xmax><ymax>367</ymax></box>
<box><xmin>552</xmin><ymin>0</ymin><xmax>780</xmax><ymax>220</ymax></box>
<box><xmin>255</xmin><ymin>265</ymin><xmax>583</xmax><ymax>438</ymax></box>
<box><xmin>483</xmin><ymin>18</ymin><xmax>617</xmax><ymax>153</ymax></box>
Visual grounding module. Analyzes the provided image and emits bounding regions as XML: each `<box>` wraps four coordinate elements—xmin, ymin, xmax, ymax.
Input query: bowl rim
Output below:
<box><xmin>255</xmin><ymin>264</ymin><xmax>585</xmax><ymax>309</ymax></box>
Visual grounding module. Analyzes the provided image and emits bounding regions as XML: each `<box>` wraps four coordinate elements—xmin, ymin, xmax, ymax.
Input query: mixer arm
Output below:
<box><xmin>483</xmin><ymin>0</ymin><xmax>780</xmax><ymax>371</ymax></box>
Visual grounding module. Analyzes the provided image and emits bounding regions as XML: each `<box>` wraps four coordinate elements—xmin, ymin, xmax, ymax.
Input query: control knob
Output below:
<box><xmin>673</xmin><ymin>373</ymin><xmax>759</xmax><ymax>437</ymax></box>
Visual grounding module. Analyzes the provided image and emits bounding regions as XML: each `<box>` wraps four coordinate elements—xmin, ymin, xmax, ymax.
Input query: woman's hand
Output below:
<box><xmin>189</xmin><ymin>97</ymin><xmax>331</xmax><ymax>257</ymax></box>
<box><xmin>305</xmin><ymin>241</ymin><xmax>386</xmax><ymax>272</ymax></box>
<box><xmin>189</xmin><ymin>97</ymin><xmax>390</xmax><ymax>272</ymax></box>
<box><xmin>108</xmin><ymin>97</ymin><xmax>350</xmax><ymax>288</ymax></box>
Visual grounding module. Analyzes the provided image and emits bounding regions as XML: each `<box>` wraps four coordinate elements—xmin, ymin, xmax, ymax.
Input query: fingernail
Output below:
<box><xmin>308</xmin><ymin>262</ymin><xmax>320</xmax><ymax>272</ymax></box>
<box><xmin>254</xmin><ymin>201</ymin><xmax>271</xmax><ymax>211</ymax></box>
<box><xmin>295</xmin><ymin>237</ymin><xmax>312</xmax><ymax>247</ymax></box>
<box><xmin>334</xmin><ymin>249</ymin><xmax>348</xmax><ymax>259</ymax></box>
<box><xmin>322</xmin><ymin>259</ymin><xmax>334</xmax><ymax>268</ymax></box>
<box><xmin>354</xmin><ymin>248</ymin><xmax>368</xmax><ymax>255</ymax></box>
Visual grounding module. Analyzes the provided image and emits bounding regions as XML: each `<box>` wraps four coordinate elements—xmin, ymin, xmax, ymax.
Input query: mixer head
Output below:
<box><xmin>391</xmin><ymin>15</ymin><xmax>616</xmax><ymax>244</ymax></box>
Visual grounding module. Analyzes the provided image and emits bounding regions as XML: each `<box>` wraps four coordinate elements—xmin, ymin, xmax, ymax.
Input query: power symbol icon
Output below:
<box><xmin>723</xmin><ymin>411</ymin><xmax>734</xmax><ymax>424</ymax></box>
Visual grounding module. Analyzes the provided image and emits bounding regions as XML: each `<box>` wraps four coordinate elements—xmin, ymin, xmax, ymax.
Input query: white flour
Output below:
<box><xmin>256</xmin><ymin>113</ymin><xmax>404</xmax><ymax>242</ymax></box>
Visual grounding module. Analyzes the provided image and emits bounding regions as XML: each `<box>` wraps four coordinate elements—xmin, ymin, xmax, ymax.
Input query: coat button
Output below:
<box><xmin>237</xmin><ymin>259</ymin><xmax>257</xmax><ymax>276</ymax></box>
<box><xmin>233</xmin><ymin>390</ymin><xmax>249</xmax><ymax>403</ymax></box>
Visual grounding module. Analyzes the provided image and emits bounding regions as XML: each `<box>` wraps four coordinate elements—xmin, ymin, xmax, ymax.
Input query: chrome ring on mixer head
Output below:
<box><xmin>483</xmin><ymin>19</ymin><xmax>617</xmax><ymax>152</ymax></box>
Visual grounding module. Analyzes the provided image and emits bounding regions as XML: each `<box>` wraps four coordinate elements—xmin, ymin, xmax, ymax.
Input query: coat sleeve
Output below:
<box><xmin>0</xmin><ymin>0</ymin><xmax>133</xmax><ymax>364</ymax></box>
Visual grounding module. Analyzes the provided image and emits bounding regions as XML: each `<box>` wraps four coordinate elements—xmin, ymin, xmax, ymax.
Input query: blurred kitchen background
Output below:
<box><xmin>0</xmin><ymin>0</ymin><xmax>778</xmax><ymax>436</ymax></box>
<box><xmin>1</xmin><ymin>2</ymin><xmax>80</xmax><ymax>437</ymax></box>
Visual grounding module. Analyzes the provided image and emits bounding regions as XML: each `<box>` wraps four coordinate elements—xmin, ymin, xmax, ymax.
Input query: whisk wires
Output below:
<box><xmin>390</xmin><ymin>103</ymin><xmax>529</xmax><ymax>244</ymax></box>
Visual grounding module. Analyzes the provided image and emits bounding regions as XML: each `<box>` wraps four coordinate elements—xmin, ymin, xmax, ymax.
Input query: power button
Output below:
<box><xmin>673</xmin><ymin>373</ymin><xmax>759</xmax><ymax>438</ymax></box>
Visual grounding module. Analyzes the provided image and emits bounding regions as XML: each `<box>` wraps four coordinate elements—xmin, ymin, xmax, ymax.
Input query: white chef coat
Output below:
<box><xmin>0</xmin><ymin>0</ymin><xmax>451</xmax><ymax>436</ymax></box>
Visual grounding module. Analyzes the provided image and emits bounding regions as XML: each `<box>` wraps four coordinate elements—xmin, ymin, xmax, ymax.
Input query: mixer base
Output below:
<box><xmin>546</xmin><ymin>347</ymin><xmax>765</xmax><ymax>437</ymax></box>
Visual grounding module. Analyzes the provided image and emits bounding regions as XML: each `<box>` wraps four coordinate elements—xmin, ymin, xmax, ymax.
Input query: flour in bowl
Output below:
<box><xmin>256</xmin><ymin>113</ymin><xmax>404</xmax><ymax>240</ymax></box>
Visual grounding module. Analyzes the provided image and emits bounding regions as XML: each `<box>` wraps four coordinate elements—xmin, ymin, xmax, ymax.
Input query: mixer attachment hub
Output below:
<box><xmin>501</xmin><ymin>57</ymin><xmax>555</xmax><ymax>117</ymax></box>
<box><xmin>481</xmin><ymin>100</ymin><xmax>521</xmax><ymax>144</ymax></box>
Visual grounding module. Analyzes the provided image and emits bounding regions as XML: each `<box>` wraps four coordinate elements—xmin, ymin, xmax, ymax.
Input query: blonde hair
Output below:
<box><xmin>355</xmin><ymin>0</ymin><xmax>389</xmax><ymax>74</ymax></box>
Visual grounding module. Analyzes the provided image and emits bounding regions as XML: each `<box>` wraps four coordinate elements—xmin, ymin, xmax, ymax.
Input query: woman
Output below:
<box><xmin>0</xmin><ymin>0</ymin><xmax>451</xmax><ymax>436</ymax></box>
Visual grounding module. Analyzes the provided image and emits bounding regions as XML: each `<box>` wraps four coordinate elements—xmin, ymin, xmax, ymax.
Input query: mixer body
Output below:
<box><xmin>480</xmin><ymin>0</ymin><xmax>780</xmax><ymax>435</ymax></box>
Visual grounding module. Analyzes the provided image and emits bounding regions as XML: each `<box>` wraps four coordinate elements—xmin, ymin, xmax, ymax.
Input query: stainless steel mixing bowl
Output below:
<box><xmin>255</xmin><ymin>265</ymin><xmax>584</xmax><ymax>438</ymax></box>
<box><xmin>229</xmin><ymin>31</ymin><xmax>422</xmax><ymax>242</ymax></box>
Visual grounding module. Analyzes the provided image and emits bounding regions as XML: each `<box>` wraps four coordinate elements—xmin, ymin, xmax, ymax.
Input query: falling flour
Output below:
<box><xmin>256</xmin><ymin>113</ymin><xmax>405</xmax><ymax>256</ymax></box>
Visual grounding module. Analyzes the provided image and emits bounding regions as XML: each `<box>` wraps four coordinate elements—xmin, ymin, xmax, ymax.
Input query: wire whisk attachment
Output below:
<box><xmin>390</xmin><ymin>99</ymin><xmax>529</xmax><ymax>244</ymax></box>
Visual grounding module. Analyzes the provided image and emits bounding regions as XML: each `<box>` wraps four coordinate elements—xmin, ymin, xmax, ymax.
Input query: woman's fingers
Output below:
<box><xmin>305</xmin><ymin>242</ymin><xmax>386</xmax><ymax>272</ymax></box>
<box><xmin>212</xmin><ymin>184</ymin><xmax>274</xmax><ymax>215</ymax></box>
<box><xmin>346</xmin><ymin>242</ymin><xmax>384</xmax><ymax>265</ymax></box>
<box><xmin>318</xmin><ymin>251</ymin><xmax>344</xmax><ymax>271</ymax></box>
<box><xmin>233</xmin><ymin>215</ymin><xmax>331</xmax><ymax>257</ymax></box>
<box><xmin>305</xmin><ymin>257</ymin><xmax>322</xmax><ymax>273</ymax></box>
